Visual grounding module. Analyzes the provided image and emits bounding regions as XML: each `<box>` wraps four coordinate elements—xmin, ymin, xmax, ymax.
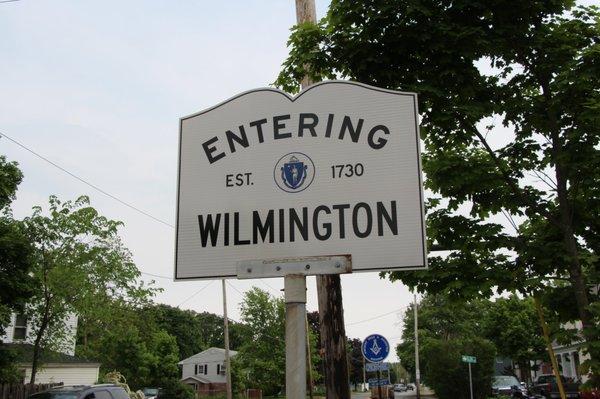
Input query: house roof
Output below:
<box><xmin>0</xmin><ymin>343</ymin><xmax>100</xmax><ymax>365</ymax></box>
<box><xmin>181</xmin><ymin>375</ymin><xmax>211</xmax><ymax>384</ymax></box>
<box><xmin>178</xmin><ymin>347</ymin><xmax>238</xmax><ymax>365</ymax></box>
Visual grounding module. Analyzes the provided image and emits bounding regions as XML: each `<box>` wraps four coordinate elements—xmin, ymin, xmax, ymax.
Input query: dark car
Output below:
<box><xmin>492</xmin><ymin>375</ymin><xmax>529</xmax><ymax>398</ymax></box>
<box><xmin>28</xmin><ymin>384</ymin><xmax>130</xmax><ymax>399</ymax></box>
<box><xmin>530</xmin><ymin>374</ymin><xmax>580</xmax><ymax>399</ymax></box>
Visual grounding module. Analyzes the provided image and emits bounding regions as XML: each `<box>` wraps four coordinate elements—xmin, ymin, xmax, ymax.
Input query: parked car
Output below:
<box><xmin>529</xmin><ymin>374</ymin><xmax>580</xmax><ymax>399</ymax></box>
<box><xmin>393</xmin><ymin>383</ymin><xmax>407</xmax><ymax>392</ymax></box>
<box><xmin>28</xmin><ymin>384</ymin><xmax>130</xmax><ymax>399</ymax></box>
<box><xmin>406</xmin><ymin>383</ymin><xmax>415</xmax><ymax>391</ymax></box>
<box><xmin>141</xmin><ymin>388</ymin><xmax>161</xmax><ymax>399</ymax></box>
<box><xmin>492</xmin><ymin>375</ymin><xmax>529</xmax><ymax>398</ymax></box>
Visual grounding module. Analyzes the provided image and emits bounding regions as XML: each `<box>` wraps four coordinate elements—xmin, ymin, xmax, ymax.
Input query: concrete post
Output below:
<box><xmin>285</xmin><ymin>275</ymin><xmax>307</xmax><ymax>399</ymax></box>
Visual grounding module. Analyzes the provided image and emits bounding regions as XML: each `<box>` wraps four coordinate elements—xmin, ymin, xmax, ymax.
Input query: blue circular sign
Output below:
<box><xmin>362</xmin><ymin>334</ymin><xmax>390</xmax><ymax>362</ymax></box>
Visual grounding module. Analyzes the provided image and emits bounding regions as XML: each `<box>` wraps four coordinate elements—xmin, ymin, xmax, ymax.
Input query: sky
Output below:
<box><xmin>0</xmin><ymin>0</ymin><xmax>414</xmax><ymax>362</ymax></box>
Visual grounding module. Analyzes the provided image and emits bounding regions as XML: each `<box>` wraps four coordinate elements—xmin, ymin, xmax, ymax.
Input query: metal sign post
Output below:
<box><xmin>362</xmin><ymin>334</ymin><xmax>390</xmax><ymax>399</ymax></box>
<box><xmin>285</xmin><ymin>274</ymin><xmax>307</xmax><ymax>399</ymax></box>
<box><xmin>222</xmin><ymin>279</ymin><xmax>232</xmax><ymax>399</ymax></box>
<box><xmin>238</xmin><ymin>256</ymin><xmax>351</xmax><ymax>399</ymax></box>
<box><xmin>414</xmin><ymin>294</ymin><xmax>421</xmax><ymax>399</ymax></box>
<box><xmin>461</xmin><ymin>355</ymin><xmax>477</xmax><ymax>399</ymax></box>
<box><xmin>468</xmin><ymin>363</ymin><xmax>473</xmax><ymax>399</ymax></box>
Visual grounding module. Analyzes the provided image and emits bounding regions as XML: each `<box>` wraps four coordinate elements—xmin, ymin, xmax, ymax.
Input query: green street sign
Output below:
<box><xmin>461</xmin><ymin>355</ymin><xmax>477</xmax><ymax>364</ymax></box>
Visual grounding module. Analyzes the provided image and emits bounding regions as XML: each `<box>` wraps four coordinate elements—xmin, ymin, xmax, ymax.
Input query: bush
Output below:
<box><xmin>422</xmin><ymin>337</ymin><xmax>496</xmax><ymax>399</ymax></box>
<box><xmin>157</xmin><ymin>379</ymin><xmax>195</xmax><ymax>399</ymax></box>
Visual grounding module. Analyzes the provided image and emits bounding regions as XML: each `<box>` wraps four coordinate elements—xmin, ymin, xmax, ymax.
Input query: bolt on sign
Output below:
<box><xmin>175</xmin><ymin>81</ymin><xmax>427</xmax><ymax>280</ymax></box>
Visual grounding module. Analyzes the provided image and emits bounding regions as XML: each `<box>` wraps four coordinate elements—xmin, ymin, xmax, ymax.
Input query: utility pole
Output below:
<box><xmin>317</xmin><ymin>275</ymin><xmax>351</xmax><ymax>399</ymax></box>
<box><xmin>294</xmin><ymin>0</ymin><xmax>351</xmax><ymax>398</ymax></box>
<box><xmin>414</xmin><ymin>293</ymin><xmax>421</xmax><ymax>399</ymax></box>
<box><xmin>222</xmin><ymin>279</ymin><xmax>232</xmax><ymax>399</ymax></box>
<box><xmin>534</xmin><ymin>296</ymin><xmax>567</xmax><ymax>399</ymax></box>
<box><xmin>468</xmin><ymin>362</ymin><xmax>474</xmax><ymax>399</ymax></box>
<box><xmin>306</xmin><ymin>313</ymin><xmax>314</xmax><ymax>399</ymax></box>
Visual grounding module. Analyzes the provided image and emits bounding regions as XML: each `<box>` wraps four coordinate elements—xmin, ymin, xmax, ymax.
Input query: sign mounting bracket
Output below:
<box><xmin>236</xmin><ymin>255</ymin><xmax>352</xmax><ymax>279</ymax></box>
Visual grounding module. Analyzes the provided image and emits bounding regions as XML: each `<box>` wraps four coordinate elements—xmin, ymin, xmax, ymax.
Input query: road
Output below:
<box><xmin>351</xmin><ymin>390</ymin><xmax>436</xmax><ymax>399</ymax></box>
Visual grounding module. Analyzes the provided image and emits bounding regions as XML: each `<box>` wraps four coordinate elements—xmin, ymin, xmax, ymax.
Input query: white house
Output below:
<box><xmin>178</xmin><ymin>348</ymin><xmax>237</xmax><ymax>394</ymax></box>
<box><xmin>1</xmin><ymin>312</ymin><xmax>78</xmax><ymax>355</ymax></box>
<box><xmin>1</xmin><ymin>312</ymin><xmax>99</xmax><ymax>384</ymax></box>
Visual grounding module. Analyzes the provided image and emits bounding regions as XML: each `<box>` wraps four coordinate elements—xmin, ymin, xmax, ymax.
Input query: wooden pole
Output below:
<box><xmin>222</xmin><ymin>279</ymin><xmax>233</xmax><ymax>399</ymax></box>
<box><xmin>317</xmin><ymin>275</ymin><xmax>351</xmax><ymax>399</ymax></box>
<box><xmin>534</xmin><ymin>296</ymin><xmax>567</xmax><ymax>399</ymax></box>
<box><xmin>306</xmin><ymin>312</ymin><xmax>314</xmax><ymax>399</ymax></box>
<box><xmin>293</xmin><ymin>1</ymin><xmax>351</xmax><ymax>398</ymax></box>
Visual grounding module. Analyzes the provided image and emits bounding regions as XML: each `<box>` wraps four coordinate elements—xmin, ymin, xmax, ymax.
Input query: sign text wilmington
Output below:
<box><xmin>198</xmin><ymin>200</ymin><xmax>398</xmax><ymax>247</ymax></box>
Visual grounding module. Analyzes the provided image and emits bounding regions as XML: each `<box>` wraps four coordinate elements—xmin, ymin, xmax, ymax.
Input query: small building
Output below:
<box><xmin>179</xmin><ymin>347</ymin><xmax>237</xmax><ymax>396</ymax></box>
<box><xmin>0</xmin><ymin>343</ymin><xmax>100</xmax><ymax>385</ymax></box>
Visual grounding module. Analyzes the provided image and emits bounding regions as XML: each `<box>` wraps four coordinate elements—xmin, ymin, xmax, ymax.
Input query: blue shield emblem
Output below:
<box><xmin>281</xmin><ymin>156</ymin><xmax>308</xmax><ymax>189</ymax></box>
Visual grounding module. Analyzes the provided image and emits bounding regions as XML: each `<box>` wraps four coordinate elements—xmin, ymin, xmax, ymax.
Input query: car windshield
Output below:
<box><xmin>493</xmin><ymin>376</ymin><xmax>520</xmax><ymax>387</ymax></box>
<box><xmin>143</xmin><ymin>389</ymin><xmax>159</xmax><ymax>396</ymax></box>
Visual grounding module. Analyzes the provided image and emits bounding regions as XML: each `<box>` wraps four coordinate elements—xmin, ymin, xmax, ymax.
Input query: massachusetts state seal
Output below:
<box><xmin>274</xmin><ymin>152</ymin><xmax>315</xmax><ymax>193</ymax></box>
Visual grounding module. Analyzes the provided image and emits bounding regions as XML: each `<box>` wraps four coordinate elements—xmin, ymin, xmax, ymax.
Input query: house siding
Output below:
<box><xmin>179</xmin><ymin>348</ymin><xmax>237</xmax><ymax>384</ymax></box>
<box><xmin>1</xmin><ymin>313</ymin><xmax>78</xmax><ymax>355</ymax></box>
<box><xmin>22</xmin><ymin>364</ymin><xmax>100</xmax><ymax>385</ymax></box>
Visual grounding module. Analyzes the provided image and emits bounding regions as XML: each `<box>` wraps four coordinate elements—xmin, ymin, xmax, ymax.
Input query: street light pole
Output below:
<box><xmin>414</xmin><ymin>293</ymin><xmax>421</xmax><ymax>399</ymax></box>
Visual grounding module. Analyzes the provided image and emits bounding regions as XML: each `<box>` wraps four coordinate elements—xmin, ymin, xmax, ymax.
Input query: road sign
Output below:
<box><xmin>175</xmin><ymin>81</ymin><xmax>426</xmax><ymax>280</ymax></box>
<box><xmin>462</xmin><ymin>355</ymin><xmax>477</xmax><ymax>364</ymax></box>
<box><xmin>362</xmin><ymin>334</ymin><xmax>390</xmax><ymax>363</ymax></box>
<box><xmin>368</xmin><ymin>378</ymin><xmax>390</xmax><ymax>387</ymax></box>
<box><xmin>366</xmin><ymin>362</ymin><xmax>389</xmax><ymax>372</ymax></box>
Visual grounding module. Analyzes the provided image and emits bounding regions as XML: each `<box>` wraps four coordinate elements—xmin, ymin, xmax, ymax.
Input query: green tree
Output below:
<box><xmin>347</xmin><ymin>338</ymin><xmax>364</xmax><ymax>390</ymax></box>
<box><xmin>138</xmin><ymin>304</ymin><xmax>205</xmax><ymax>360</ymax></box>
<box><xmin>0</xmin><ymin>155</ymin><xmax>34</xmax><ymax>382</ymax></box>
<box><xmin>234</xmin><ymin>287</ymin><xmax>285</xmax><ymax>396</ymax></box>
<box><xmin>0</xmin><ymin>155</ymin><xmax>33</xmax><ymax>335</ymax></box>
<box><xmin>277</xmin><ymin>0</ymin><xmax>600</xmax><ymax>383</ymax></box>
<box><xmin>481</xmin><ymin>296</ymin><xmax>546</xmax><ymax>382</ymax></box>
<box><xmin>23</xmin><ymin>195</ymin><xmax>156</xmax><ymax>383</ymax></box>
<box><xmin>422</xmin><ymin>337</ymin><xmax>496</xmax><ymax>399</ymax></box>
<box><xmin>396</xmin><ymin>295</ymin><xmax>495</xmax><ymax>399</ymax></box>
<box><xmin>79</xmin><ymin>303</ymin><xmax>181</xmax><ymax>390</ymax></box>
<box><xmin>195</xmin><ymin>311</ymin><xmax>248</xmax><ymax>351</ymax></box>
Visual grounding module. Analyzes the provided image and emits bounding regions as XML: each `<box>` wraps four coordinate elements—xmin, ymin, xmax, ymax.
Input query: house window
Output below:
<box><xmin>13</xmin><ymin>313</ymin><xmax>27</xmax><ymax>340</ymax></box>
<box><xmin>195</xmin><ymin>364</ymin><xmax>207</xmax><ymax>375</ymax></box>
<box><xmin>217</xmin><ymin>364</ymin><xmax>220</xmax><ymax>375</ymax></box>
<box><xmin>204</xmin><ymin>364</ymin><xmax>207</xmax><ymax>375</ymax></box>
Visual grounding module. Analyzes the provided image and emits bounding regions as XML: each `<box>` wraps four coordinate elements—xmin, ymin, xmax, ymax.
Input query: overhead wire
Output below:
<box><xmin>346</xmin><ymin>306</ymin><xmax>408</xmax><ymax>326</ymax></box>
<box><xmin>0</xmin><ymin>131</ymin><xmax>174</xmax><ymax>228</ymax></box>
<box><xmin>177</xmin><ymin>280</ymin><xmax>214</xmax><ymax>307</ymax></box>
<box><xmin>1</xmin><ymin>130</ymin><xmax>175</xmax><ymax>279</ymax></box>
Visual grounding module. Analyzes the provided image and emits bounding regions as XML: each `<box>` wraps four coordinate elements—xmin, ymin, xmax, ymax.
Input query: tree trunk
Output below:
<box><xmin>30</xmin><ymin>302</ymin><xmax>50</xmax><ymax>384</ymax></box>
<box><xmin>317</xmin><ymin>275</ymin><xmax>350</xmax><ymax>399</ymax></box>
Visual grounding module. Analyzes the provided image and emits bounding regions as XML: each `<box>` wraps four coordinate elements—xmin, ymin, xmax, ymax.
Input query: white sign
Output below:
<box><xmin>175</xmin><ymin>81</ymin><xmax>426</xmax><ymax>280</ymax></box>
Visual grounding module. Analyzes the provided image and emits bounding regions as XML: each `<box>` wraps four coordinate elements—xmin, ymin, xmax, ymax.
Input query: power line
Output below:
<box><xmin>260</xmin><ymin>279</ymin><xmax>281</xmax><ymax>295</ymax></box>
<box><xmin>0</xmin><ymin>0</ymin><xmax>20</xmax><ymax>3</ymax></box>
<box><xmin>346</xmin><ymin>306</ymin><xmax>407</xmax><ymax>326</ymax></box>
<box><xmin>0</xmin><ymin>131</ymin><xmax>174</xmax><ymax>228</ymax></box>
<box><xmin>140</xmin><ymin>271</ymin><xmax>172</xmax><ymax>280</ymax></box>
<box><xmin>177</xmin><ymin>280</ymin><xmax>214</xmax><ymax>307</ymax></box>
